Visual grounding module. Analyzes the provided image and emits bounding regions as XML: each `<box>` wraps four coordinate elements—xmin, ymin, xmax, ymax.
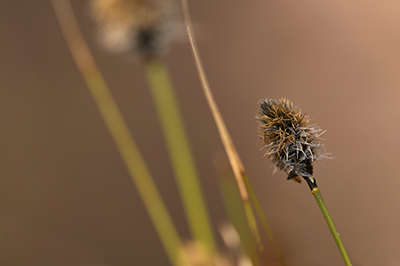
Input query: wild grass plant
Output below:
<box><xmin>52</xmin><ymin>0</ymin><xmax>352</xmax><ymax>265</ymax></box>
<box><xmin>257</xmin><ymin>98</ymin><xmax>352</xmax><ymax>266</ymax></box>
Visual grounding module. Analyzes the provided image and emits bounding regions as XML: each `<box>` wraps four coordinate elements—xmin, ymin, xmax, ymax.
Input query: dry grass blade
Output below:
<box><xmin>179</xmin><ymin>1</ymin><xmax>286</xmax><ymax>265</ymax></box>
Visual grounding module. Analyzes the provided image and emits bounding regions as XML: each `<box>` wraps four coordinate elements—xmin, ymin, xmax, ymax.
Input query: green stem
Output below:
<box><xmin>243</xmin><ymin>198</ymin><xmax>262</xmax><ymax>250</ymax></box>
<box><xmin>243</xmin><ymin>174</ymin><xmax>287</xmax><ymax>266</ymax></box>
<box><xmin>144</xmin><ymin>58</ymin><xmax>216</xmax><ymax>251</ymax></box>
<box><xmin>305</xmin><ymin>178</ymin><xmax>352</xmax><ymax>266</ymax></box>
<box><xmin>217</xmin><ymin>173</ymin><xmax>260</xmax><ymax>266</ymax></box>
<box><xmin>51</xmin><ymin>1</ymin><xmax>182</xmax><ymax>264</ymax></box>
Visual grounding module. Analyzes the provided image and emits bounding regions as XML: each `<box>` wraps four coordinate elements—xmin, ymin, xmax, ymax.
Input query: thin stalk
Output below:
<box><xmin>144</xmin><ymin>58</ymin><xmax>216</xmax><ymax>251</ymax></box>
<box><xmin>243</xmin><ymin>174</ymin><xmax>287</xmax><ymax>266</ymax></box>
<box><xmin>51</xmin><ymin>1</ymin><xmax>181</xmax><ymax>264</ymax></box>
<box><xmin>217</xmin><ymin>172</ymin><xmax>259</xmax><ymax>266</ymax></box>
<box><xmin>304</xmin><ymin>177</ymin><xmax>352</xmax><ymax>266</ymax></box>
<box><xmin>180</xmin><ymin>1</ymin><xmax>287</xmax><ymax>264</ymax></box>
<box><xmin>179</xmin><ymin>0</ymin><xmax>261</xmax><ymax>248</ymax></box>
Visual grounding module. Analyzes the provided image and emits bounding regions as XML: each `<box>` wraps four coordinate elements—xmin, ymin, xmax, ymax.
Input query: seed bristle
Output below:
<box><xmin>257</xmin><ymin>98</ymin><xmax>328</xmax><ymax>182</ymax></box>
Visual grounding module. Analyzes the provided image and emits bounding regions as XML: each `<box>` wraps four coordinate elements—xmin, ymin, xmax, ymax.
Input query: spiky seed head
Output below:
<box><xmin>257</xmin><ymin>98</ymin><xmax>326</xmax><ymax>182</ymax></box>
<box><xmin>90</xmin><ymin>0</ymin><xmax>178</xmax><ymax>59</ymax></box>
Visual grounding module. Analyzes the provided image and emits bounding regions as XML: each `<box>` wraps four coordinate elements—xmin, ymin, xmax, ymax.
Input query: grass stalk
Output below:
<box><xmin>179</xmin><ymin>1</ymin><xmax>287</xmax><ymax>264</ymax></box>
<box><xmin>304</xmin><ymin>177</ymin><xmax>352</xmax><ymax>266</ymax></box>
<box><xmin>243</xmin><ymin>174</ymin><xmax>287</xmax><ymax>266</ymax></box>
<box><xmin>179</xmin><ymin>0</ymin><xmax>260</xmax><ymax>246</ymax></box>
<box><xmin>144</xmin><ymin>58</ymin><xmax>216</xmax><ymax>251</ymax></box>
<box><xmin>218</xmin><ymin>175</ymin><xmax>259</xmax><ymax>266</ymax></box>
<box><xmin>51</xmin><ymin>1</ymin><xmax>182</xmax><ymax>264</ymax></box>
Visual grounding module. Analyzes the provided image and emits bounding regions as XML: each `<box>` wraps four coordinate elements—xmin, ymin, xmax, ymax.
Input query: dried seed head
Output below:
<box><xmin>257</xmin><ymin>98</ymin><xmax>327</xmax><ymax>182</ymax></box>
<box><xmin>90</xmin><ymin>0</ymin><xmax>179</xmax><ymax>59</ymax></box>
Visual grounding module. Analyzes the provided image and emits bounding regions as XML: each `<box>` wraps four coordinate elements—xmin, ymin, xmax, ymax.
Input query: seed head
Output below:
<box><xmin>90</xmin><ymin>0</ymin><xmax>179</xmax><ymax>59</ymax></box>
<box><xmin>257</xmin><ymin>98</ymin><xmax>327</xmax><ymax>182</ymax></box>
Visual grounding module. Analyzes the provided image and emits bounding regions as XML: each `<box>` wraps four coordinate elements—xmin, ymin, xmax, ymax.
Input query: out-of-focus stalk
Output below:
<box><xmin>144</xmin><ymin>58</ymin><xmax>216</xmax><ymax>252</ymax></box>
<box><xmin>51</xmin><ymin>1</ymin><xmax>181</xmax><ymax>264</ymax></box>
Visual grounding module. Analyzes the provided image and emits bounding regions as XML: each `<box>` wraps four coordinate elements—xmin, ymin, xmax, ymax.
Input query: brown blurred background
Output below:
<box><xmin>2</xmin><ymin>1</ymin><xmax>400</xmax><ymax>265</ymax></box>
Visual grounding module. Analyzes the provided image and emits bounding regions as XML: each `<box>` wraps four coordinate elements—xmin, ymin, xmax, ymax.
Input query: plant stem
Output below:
<box><xmin>51</xmin><ymin>1</ymin><xmax>182</xmax><ymax>264</ymax></box>
<box><xmin>179</xmin><ymin>0</ymin><xmax>262</xmax><ymax>248</ymax></box>
<box><xmin>179</xmin><ymin>2</ymin><xmax>288</xmax><ymax>265</ymax></box>
<box><xmin>144</xmin><ymin>58</ymin><xmax>216</xmax><ymax>252</ymax></box>
<box><xmin>243</xmin><ymin>174</ymin><xmax>287</xmax><ymax>266</ymax></box>
<box><xmin>304</xmin><ymin>177</ymin><xmax>352</xmax><ymax>266</ymax></box>
<box><xmin>217</xmin><ymin>172</ymin><xmax>259</xmax><ymax>266</ymax></box>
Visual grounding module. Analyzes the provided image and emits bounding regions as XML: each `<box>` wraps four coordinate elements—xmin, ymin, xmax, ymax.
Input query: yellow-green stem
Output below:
<box><xmin>311</xmin><ymin>187</ymin><xmax>352</xmax><ymax>266</ymax></box>
<box><xmin>243</xmin><ymin>199</ymin><xmax>261</xmax><ymax>250</ymax></box>
<box><xmin>217</xmin><ymin>170</ymin><xmax>259</xmax><ymax>266</ymax></box>
<box><xmin>144</xmin><ymin>58</ymin><xmax>216</xmax><ymax>251</ymax></box>
<box><xmin>51</xmin><ymin>1</ymin><xmax>181</xmax><ymax>264</ymax></box>
<box><xmin>243</xmin><ymin>174</ymin><xmax>287</xmax><ymax>266</ymax></box>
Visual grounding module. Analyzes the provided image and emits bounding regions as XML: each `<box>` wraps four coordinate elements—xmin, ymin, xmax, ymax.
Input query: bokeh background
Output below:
<box><xmin>2</xmin><ymin>1</ymin><xmax>400</xmax><ymax>265</ymax></box>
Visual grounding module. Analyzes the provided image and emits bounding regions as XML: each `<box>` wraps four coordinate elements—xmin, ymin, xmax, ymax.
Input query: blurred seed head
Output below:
<box><xmin>257</xmin><ymin>98</ymin><xmax>327</xmax><ymax>182</ymax></box>
<box><xmin>219</xmin><ymin>222</ymin><xmax>253</xmax><ymax>266</ymax></box>
<box><xmin>90</xmin><ymin>0</ymin><xmax>179</xmax><ymax>59</ymax></box>
<box><xmin>178</xmin><ymin>241</ymin><xmax>233</xmax><ymax>266</ymax></box>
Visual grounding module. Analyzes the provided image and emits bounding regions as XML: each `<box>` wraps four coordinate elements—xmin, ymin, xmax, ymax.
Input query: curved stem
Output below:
<box><xmin>179</xmin><ymin>3</ymin><xmax>291</xmax><ymax>265</ymax></box>
<box><xmin>179</xmin><ymin>0</ymin><xmax>263</xmax><ymax>249</ymax></box>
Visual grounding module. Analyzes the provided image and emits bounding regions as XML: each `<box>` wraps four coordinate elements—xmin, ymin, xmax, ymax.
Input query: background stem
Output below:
<box><xmin>52</xmin><ymin>1</ymin><xmax>182</xmax><ymax>264</ymax></box>
<box><xmin>144</xmin><ymin>58</ymin><xmax>216</xmax><ymax>251</ymax></box>
<box><xmin>243</xmin><ymin>174</ymin><xmax>287</xmax><ymax>266</ymax></box>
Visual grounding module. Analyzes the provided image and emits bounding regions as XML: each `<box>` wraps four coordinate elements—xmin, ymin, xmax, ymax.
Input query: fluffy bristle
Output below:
<box><xmin>257</xmin><ymin>98</ymin><xmax>326</xmax><ymax>182</ymax></box>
